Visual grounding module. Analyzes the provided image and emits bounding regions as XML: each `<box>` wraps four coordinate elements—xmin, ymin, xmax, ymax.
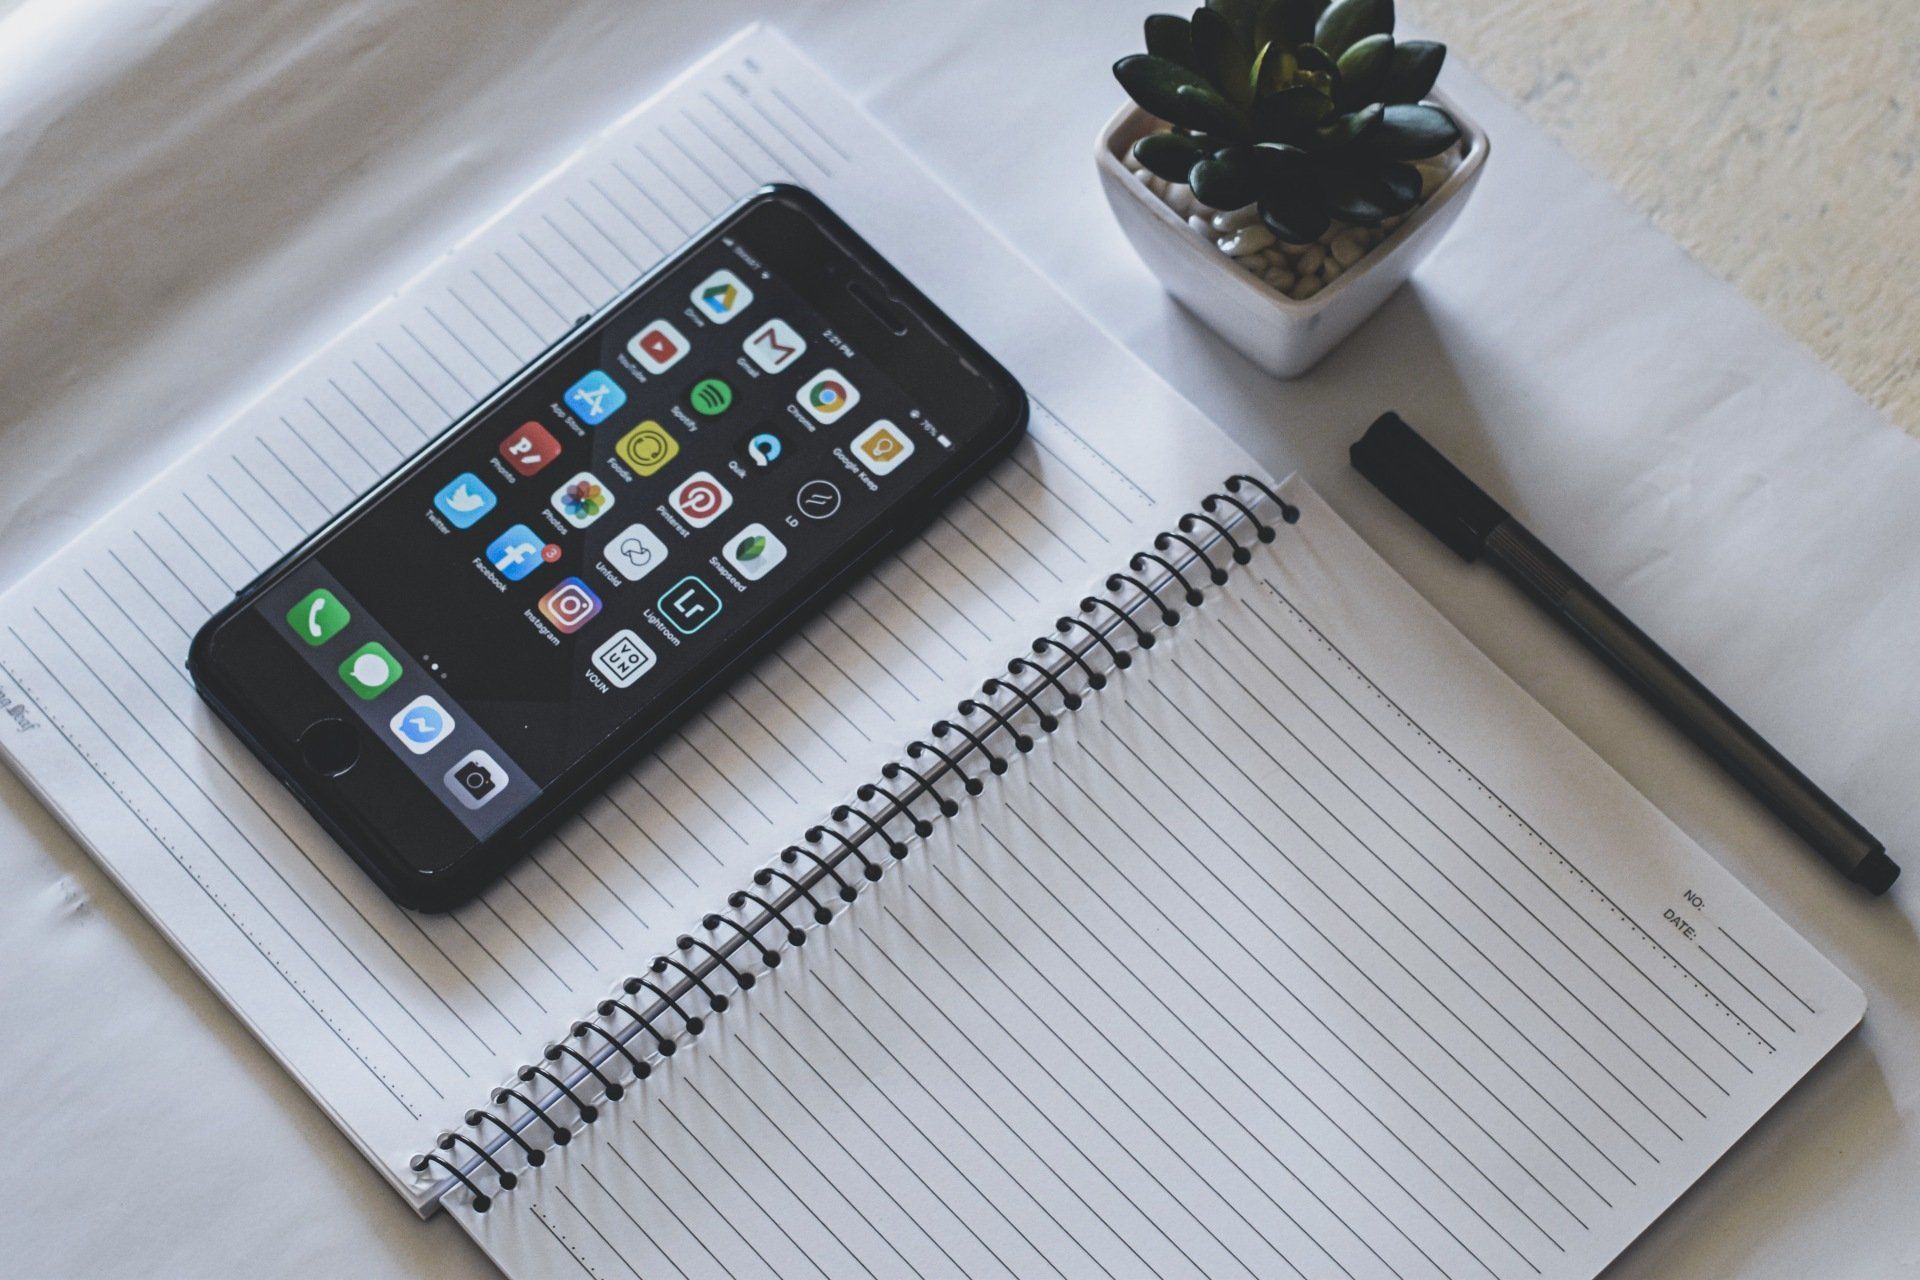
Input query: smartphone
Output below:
<box><xmin>189</xmin><ymin>185</ymin><xmax>1027</xmax><ymax>910</ymax></box>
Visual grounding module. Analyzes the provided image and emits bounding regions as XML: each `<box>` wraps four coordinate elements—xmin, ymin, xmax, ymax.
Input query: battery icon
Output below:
<box><xmin>936</xmin><ymin>432</ymin><xmax>953</xmax><ymax>448</ymax></box>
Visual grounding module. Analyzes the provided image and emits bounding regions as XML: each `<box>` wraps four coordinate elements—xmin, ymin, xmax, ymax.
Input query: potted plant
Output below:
<box><xmin>1096</xmin><ymin>0</ymin><xmax>1489</xmax><ymax>377</ymax></box>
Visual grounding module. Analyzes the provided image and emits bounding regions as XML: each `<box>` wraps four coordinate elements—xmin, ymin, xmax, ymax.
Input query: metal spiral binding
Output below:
<box><xmin>415</xmin><ymin>475</ymin><xmax>1299</xmax><ymax>1210</ymax></box>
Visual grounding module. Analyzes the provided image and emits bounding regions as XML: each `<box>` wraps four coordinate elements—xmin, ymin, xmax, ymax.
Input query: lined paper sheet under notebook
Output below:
<box><xmin>0</xmin><ymin>26</ymin><xmax>1260</xmax><ymax>1206</ymax></box>
<box><xmin>457</xmin><ymin>479</ymin><xmax>1863</xmax><ymax>1280</ymax></box>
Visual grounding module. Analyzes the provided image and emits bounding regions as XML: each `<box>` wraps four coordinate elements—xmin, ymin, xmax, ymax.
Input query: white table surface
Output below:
<box><xmin>3</xmin><ymin>2</ymin><xmax>1917</xmax><ymax>1276</ymax></box>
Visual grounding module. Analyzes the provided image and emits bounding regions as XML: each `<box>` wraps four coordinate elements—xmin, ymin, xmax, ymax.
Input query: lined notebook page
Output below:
<box><xmin>460</xmin><ymin>480</ymin><xmax>1862</xmax><ymax>1280</ymax></box>
<box><xmin>0</xmin><ymin>27</ymin><xmax>1257</xmax><ymax>1205</ymax></box>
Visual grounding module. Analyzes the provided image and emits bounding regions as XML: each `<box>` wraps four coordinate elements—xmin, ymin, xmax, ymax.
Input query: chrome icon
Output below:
<box><xmin>796</xmin><ymin>368</ymin><xmax>860</xmax><ymax>424</ymax></box>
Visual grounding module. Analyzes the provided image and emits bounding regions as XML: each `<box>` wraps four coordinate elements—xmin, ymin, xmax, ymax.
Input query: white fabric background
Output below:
<box><xmin>1</xmin><ymin>1</ymin><xmax>1916</xmax><ymax>1276</ymax></box>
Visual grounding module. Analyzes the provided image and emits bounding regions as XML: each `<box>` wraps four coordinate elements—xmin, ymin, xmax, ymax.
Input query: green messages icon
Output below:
<box><xmin>288</xmin><ymin>588</ymin><xmax>350</xmax><ymax>647</ymax></box>
<box><xmin>338</xmin><ymin>642</ymin><xmax>402</xmax><ymax>700</ymax></box>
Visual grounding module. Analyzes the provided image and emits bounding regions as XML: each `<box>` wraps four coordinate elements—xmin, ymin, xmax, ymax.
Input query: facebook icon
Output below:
<box><xmin>485</xmin><ymin>523</ymin><xmax>550</xmax><ymax>582</ymax></box>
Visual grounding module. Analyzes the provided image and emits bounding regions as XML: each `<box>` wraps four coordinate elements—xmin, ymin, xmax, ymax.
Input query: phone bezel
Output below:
<box><xmin>188</xmin><ymin>184</ymin><xmax>1029</xmax><ymax>910</ymax></box>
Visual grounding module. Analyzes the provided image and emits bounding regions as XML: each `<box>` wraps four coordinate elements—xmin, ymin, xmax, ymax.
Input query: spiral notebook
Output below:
<box><xmin>0</xmin><ymin>26</ymin><xmax>1861</xmax><ymax>1280</ymax></box>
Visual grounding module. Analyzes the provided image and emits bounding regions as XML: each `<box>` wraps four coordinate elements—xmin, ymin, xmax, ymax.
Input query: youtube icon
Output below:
<box><xmin>627</xmin><ymin>319</ymin><xmax>689</xmax><ymax>374</ymax></box>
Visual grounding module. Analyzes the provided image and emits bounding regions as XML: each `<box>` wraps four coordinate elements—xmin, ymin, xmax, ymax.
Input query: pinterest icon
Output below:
<box><xmin>668</xmin><ymin>471</ymin><xmax>733</xmax><ymax>528</ymax></box>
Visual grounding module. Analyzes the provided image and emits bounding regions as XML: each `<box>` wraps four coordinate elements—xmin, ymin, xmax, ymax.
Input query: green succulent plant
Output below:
<box><xmin>1115</xmin><ymin>0</ymin><xmax>1459</xmax><ymax>243</ymax></box>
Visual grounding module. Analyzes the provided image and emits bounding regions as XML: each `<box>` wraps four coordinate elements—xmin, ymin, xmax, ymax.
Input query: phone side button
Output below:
<box><xmin>299</xmin><ymin>718</ymin><xmax>361</xmax><ymax>777</ymax></box>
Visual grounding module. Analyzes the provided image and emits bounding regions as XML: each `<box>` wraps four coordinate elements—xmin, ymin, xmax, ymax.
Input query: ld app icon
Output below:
<box><xmin>614</xmin><ymin>421</ymin><xmax>678</xmax><ymax>476</ymax></box>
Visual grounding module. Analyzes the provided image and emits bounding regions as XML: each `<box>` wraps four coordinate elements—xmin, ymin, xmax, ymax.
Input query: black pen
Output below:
<box><xmin>1351</xmin><ymin>412</ymin><xmax>1899</xmax><ymax>895</ymax></box>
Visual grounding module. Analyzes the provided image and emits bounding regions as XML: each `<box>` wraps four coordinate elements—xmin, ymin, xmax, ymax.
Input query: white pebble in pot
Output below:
<box><xmin>1211</xmin><ymin>207</ymin><xmax>1257</xmax><ymax>234</ymax></box>
<box><xmin>1330</xmin><ymin>234</ymin><xmax>1365</xmax><ymax>268</ymax></box>
<box><xmin>1219</xmin><ymin>225</ymin><xmax>1275</xmax><ymax>257</ymax></box>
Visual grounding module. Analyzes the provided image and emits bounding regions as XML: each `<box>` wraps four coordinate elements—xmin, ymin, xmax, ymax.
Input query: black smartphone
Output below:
<box><xmin>189</xmin><ymin>185</ymin><xmax>1028</xmax><ymax>911</ymax></box>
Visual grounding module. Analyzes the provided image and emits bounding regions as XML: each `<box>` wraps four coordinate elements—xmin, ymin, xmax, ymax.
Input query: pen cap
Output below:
<box><xmin>1350</xmin><ymin>413</ymin><xmax>1511</xmax><ymax>561</ymax></box>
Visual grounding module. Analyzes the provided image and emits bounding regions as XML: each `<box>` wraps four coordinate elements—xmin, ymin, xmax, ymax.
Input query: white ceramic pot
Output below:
<box><xmin>1095</xmin><ymin>92</ymin><xmax>1489</xmax><ymax>378</ymax></box>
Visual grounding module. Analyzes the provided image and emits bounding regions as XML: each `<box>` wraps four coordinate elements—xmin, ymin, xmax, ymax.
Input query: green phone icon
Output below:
<box><xmin>288</xmin><ymin>588</ymin><xmax>350</xmax><ymax>647</ymax></box>
<box><xmin>338</xmin><ymin>642</ymin><xmax>402</xmax><ymax>700</ymax></box>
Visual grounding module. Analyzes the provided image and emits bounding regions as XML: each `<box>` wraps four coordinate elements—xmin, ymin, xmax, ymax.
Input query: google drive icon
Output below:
<box><xmin>691</xmin><ymin>268</ymin><xmax>754</xmax><ymax>324</ymax></box>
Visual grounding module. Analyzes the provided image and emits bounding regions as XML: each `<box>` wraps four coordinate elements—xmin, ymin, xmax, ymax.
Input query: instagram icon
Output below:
<box><xmin>538</xmin><ymin>578</ymin><xmax>602</xmax><ymax>634</ymax></box>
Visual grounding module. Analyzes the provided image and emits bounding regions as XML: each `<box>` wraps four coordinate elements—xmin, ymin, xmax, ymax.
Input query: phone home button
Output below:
<box><xmin>299</xmin><ymin>718</ymin><xmax>360</xmax><ymax>777</ymax></box>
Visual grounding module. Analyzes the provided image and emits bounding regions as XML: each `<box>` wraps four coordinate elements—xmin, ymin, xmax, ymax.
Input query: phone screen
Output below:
<box><xmin>246</xmin><ymin>194</ymin><xmax>1009</xmax><ymax>839</ymax></box>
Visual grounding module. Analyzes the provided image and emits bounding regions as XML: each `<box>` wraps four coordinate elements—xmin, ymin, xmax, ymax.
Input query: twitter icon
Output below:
<box><xmin>433</xmin><ymin>472</ymin><xmax>497</xmax><ymax>529</ymax></box>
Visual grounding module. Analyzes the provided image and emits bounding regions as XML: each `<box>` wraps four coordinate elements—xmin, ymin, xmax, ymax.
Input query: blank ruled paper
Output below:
<box><xmin>462</xmin><ymin>479</ymin><xmax>1862</xmax><ymax>1280</ymax></box>
<box><xmin>0</xmin><ymin>27</ymin><xmax>1259</xmax><ymax>1205</ymax></box>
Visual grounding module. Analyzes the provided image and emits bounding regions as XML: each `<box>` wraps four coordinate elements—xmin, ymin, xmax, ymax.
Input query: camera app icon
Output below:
<box><xmin>538</xmin><ymin>577</ymin><xmax>602</xmax><ymax>634</ymax></box>
<box><xmin>443</xmin><ymin>750</ymin><xmax>506</xmax><ymax>810</ymax></box>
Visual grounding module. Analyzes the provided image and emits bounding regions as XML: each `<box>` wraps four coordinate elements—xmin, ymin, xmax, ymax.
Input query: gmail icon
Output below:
<box><xmin>742</xmin><ymin>317</ymin><xmax>807</xmax><ymax>374</ymax></box>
